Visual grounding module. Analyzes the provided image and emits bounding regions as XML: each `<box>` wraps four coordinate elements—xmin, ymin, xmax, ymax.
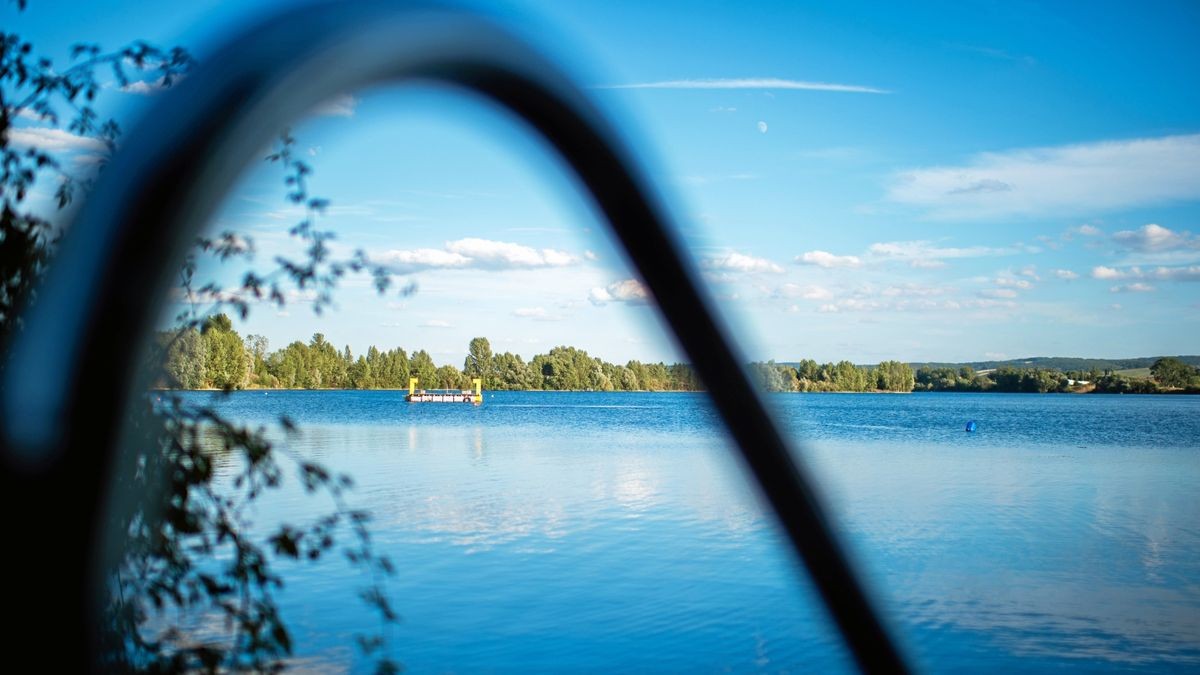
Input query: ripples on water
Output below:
<box><xmin>175</xmin><ymin>391</ymin><xmax>1200</xmax><ymax>672</ymax></box>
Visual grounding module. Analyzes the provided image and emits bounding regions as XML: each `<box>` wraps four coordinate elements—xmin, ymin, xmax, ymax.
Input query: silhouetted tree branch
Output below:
<box><xmin>2</xmin><ymin>5</ymin><xmax>399</xmax><ymax>672</ymax></box>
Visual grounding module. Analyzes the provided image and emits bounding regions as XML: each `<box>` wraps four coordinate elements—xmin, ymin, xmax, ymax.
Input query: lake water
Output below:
<box><xmin>178</xmin><ymin>390</ymin><xmax>1200</xmax><ymax>672</ymax></box>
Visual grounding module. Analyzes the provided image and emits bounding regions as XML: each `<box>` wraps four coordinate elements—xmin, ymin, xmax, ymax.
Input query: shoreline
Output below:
<box><xmin>156</xmin><ymin>388</ymin><xmax>1199</xmax><ymax>396</ymax></box>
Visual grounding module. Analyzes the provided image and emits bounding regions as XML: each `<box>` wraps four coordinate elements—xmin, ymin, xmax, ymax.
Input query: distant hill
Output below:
<box><xmin>778</xmin><ymin>356</ymin><xmax>1200</xmax><ymax>372</ymax></box>
<box><xmin>904</xmin><ymin>356</ymin><xmax>1200</xmax><ymax>372</ymax></box>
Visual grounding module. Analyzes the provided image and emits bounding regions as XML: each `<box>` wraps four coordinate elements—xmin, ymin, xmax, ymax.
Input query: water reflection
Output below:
<box><xmin>189</xmin><ymin>391</ymin><xmax>1199</xmax><ymax>671</ymax></box>
<box><xmin>805</xmin><ymin>441</ymin><xmax>1200</xmax><ymax>669</ymax></box>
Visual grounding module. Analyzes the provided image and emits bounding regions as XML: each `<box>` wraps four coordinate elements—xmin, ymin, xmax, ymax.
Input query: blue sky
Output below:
<box><xmin>8</xmin><ymin>0</ymin><xmax>1200</xmax><ymax>365</ymax></box>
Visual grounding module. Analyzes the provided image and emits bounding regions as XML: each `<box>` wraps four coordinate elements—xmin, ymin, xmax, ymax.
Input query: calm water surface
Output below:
<box><xmin>181</xmin><ymin>391</ymin><xmax>1200</xmax><ymax>672</ymax></box>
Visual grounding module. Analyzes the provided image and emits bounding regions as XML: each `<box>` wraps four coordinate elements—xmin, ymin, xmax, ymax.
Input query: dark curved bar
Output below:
<box><xmin>0</xmin><ymin>2</ymin><xmax>909</xmax><ymax>671</ymax></box>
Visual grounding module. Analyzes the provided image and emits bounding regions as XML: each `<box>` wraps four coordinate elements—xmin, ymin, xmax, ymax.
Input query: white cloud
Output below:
<box><xmin>1091</xmin><ymin>264</ymin><xmax>1200</xmax><ymax>282</ymax></box>
<box><xmin>370</xmin><ymin>248</ymin><xmax>471</xmax><ymax>273</ymax></box>
<box><xmin>1092</xmin><ymin>265</ymin><xmax>1126</xmax><ymax>280</ymax></box>
<box><xmin>995</xmin><ymin>277</ymin><xmax>1033</xmax><ymax>290</ymax></box>
<box><xmin>979</xmin><ymin>288</ymin><xmax>1018</xmax><ymax>299</ymax></box>
<box><xmin>775</xmin><ymin>284</ymin><xmax>833</xmax><ymax>300</ymax></box>
<box><xmin>804</xmin><ymin>282</ymin><xmax>1001</xmax><ymax>314</ymax></box>
<box><xmin>1150</xmin><ymin>265</ymin><xmax>1200</xmax><ymax>281</ymax></box>
<box><xmin>909</xmin><ymin>259</ymin><xmax>947</xmax><ymax>269</ymax></box>
<box><xmin>121</xmin><ymin>76</ymin><xmax>173</xmax><ymax>95</ymax></box>
<box><xmin>6</xmin><ymin>126</ymin><xmax>107</xmax><ymax>152</ymax></box>
<box><xmin>1111</xmin><ymin>223</ymin><xmax>1197</xmax><ymax>252</ymax></box>
<box><xmin>422</xmin><ymin>319</ymin><xmax>452</xmax><ymax>328</ymax></box>
<box><xmin>1074</xmin><ymin>224</ymin><xmax>1102</xmax><ymax>236</ymax></box>
<box><xmin>312</xmin><ymin>94</ymin><xmax>357</xmax><ymax>117</ymax></box>
<box><xmin>588</xmin><ymin>279</ymin><xmax>649</xmax><ymax>306</ymax></box>
<box><xmin>867</xmin><ymin>240</ymin><xmax>1014</xmax><ymax>262</ymax></box>
<box><xmin>710</xmin><ymin>106</ymin><xmax>737</xmax><ymax>112</ymax></box>
<box><xmin>888</xmin><ymin>134</ymin><xmax>1200</xmax><ymax>219</ymax></box>
<box><xmin>815</xmin><ymin>296</ymin><xmax>1007</xmax><ymax>313</ymax></box>
<box><xmin>1036</xmin><ymin>235</ymin><xmax>1061</xmax><ymax>250</ymax></box>
<box><xmin>757</xmin><ymin>121</ymin><xmax>769</xmax><ymax>134</ymax></box>
<box><xmin>588</xmin><ymin>288</ymin><xmax>611</xmax><ymax>305</ymax></box>
<box><xmin>446</xmin><ymin>238</ymin><xmax>576</xmax><ymax>268</ymax></box>
<box><xmin>703</xmin><ymin>251</ymin><xmax>783</xmax><ymax>274</ymax></box>
<box><xmin>964</xmin><ymin>298</ymin><xmax>1018</xmax><ymax>309</ymax></box>
<box><xmin>1054</xmin><ymin>269</ymin><xmax>1080</xmax><ymax>280</ymax></box>
<box><xmin>880</xmin><ymin>283</ymin><xmax>949</xmax><ymax>298</ymax></box>
<box><xmin>371</xmin><ymin>238</ymin><xmax>577</xmax><ymax>273</ymax></box>
<box><xmin>597</xmin><ymin>77</ymin><xmax>889</xmax><ymax>94</ymax></box>
<box><xmin>606</xmin><ymin>279</ymin><xmax>649</xmax><ymax>302</ymax></box>
<box><xmin>796</xmin><ymin>250</ymin><xmax>863</xmax><ymax>268</ymax></box>
<box><xmin>1110</xmin><ymin>283</ymin><xmax>1155</xmax><ymax>293</ymax></box>
<box><xmin>512</xmin><ymin>307</ymin><xmax>563</xmax><ymax>321</ymax></box>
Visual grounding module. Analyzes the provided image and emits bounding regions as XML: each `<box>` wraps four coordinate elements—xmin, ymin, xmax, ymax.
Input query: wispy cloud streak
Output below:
<box><xmin>889</xmin><ymin>134</ymin><xmax>1200</xmax><ymax>219</ymax></box>
<box><xmin>596</xmin><ymin>77</ymin><xmax>889</xmax><ymax>94</ymax></box>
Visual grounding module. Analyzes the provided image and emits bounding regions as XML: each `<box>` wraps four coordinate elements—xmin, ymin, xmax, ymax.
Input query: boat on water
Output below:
<box><xmin>406</xmin><ymin>377</ymin><xmax>483</xmax><ymax>404</ymax></box>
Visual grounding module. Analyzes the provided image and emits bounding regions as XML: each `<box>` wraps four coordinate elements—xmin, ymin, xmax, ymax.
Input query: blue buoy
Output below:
<box><xmin>965</xmin><ymin>420</ymin><xmax>978</xmax><ymax>433</ymax></box>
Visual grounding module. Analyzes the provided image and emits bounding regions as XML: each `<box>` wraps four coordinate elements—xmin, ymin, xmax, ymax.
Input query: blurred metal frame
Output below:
<box><xmin>0</xmin><ymin>2</ymin><xmax>909</xmax><ymax>671</ymax></box>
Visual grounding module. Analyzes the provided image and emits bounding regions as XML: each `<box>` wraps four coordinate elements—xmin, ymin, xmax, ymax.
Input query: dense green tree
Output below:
<box><xmin>463</xmin><ymin>336</ymin><xmax>494</xmax><ymax>383</ymax></box>
<box><xmin>617</xmin><ymin>365</ymin><xmax>640</xmax><ymax>391</ymax></box>
<box><xmin>159</xmin><ymin>327</ymin><xmax>1194</xmax><ymax>398</ymax></box>
<box><xmin>384</xmin><ymin>348</ymin><xmax>410</xmax><ymax>388</ymax></box>
<box><xmin>875</xmin><ymin>360</ymin><xmax>915</xmax><ymax>392</ymax></box>
<box><xmin>164</xmin><ymin>328</ymin><xmax>206</xmax><ymax>389</ymax></box>
<box><xmin>434</xmin><ymin>364</ymin><xmax>466</xmax><ymax>389</ymax></box>
<box><xmin>202</xmin><ymin>314</ymin><xmax>249</xmax><ymax>389</ymax></box>
<box><xmin>795</xmin><ymin>359</ymin><xmax>819</xmax><ymax>382</ymax></box>
<box><xmin>245</xmin><ymin>334</ymin><xmax>273</xmax><ymax>386</ymax></box>
<box><xmin>409</xmin><ymin>349</ymin><xmax>437</xmax><ymax>388</ymax></box>
<box><xmin>587</xmin><ymin>361</ymin><xmax>614</xmax><ymax>391</ymax></box>
<box><xmin>348</xmin><ymin>355</ymin><xmax>370</xmax><ymax>388</ymax></box>
<box><xmin>1151</xmin><ymin>357</ymin><xmax>1196</xmax><ymax>389</ymax></box>
<box><xmin>669</xmin><ymin>362</ymin><xmax>703</xmax><ymax>391</ymax></box>
<box><xmin>750</xmin><ymin>361</ymin><xmax>788</xmax><ymax>392</ymax></box>
<box><xmin>915</xmin><ymin>366</ymin><xmax>990</xmax><ymax>392</ymax></box>
<box><xmin>489</xmin><ymin>351</ymin><xmax>528</xmax><ymax>390</ymax></box>
<box><xmin>305</xmin><ymin>332</ymin><xmax>346</xmax><ymax>388</ymax></box>
<box><xmin>270</xmin><ymin>341</ymin><xmax>311</xmax><ymax>388</ymax></box>
<box><xmin>1094</xmin><ymin>373</ymin><xmax>1160</xmax><ymax>394</ymax></box>
<box><xmin>831</xmin><ymin>360</ymin><xmax>869</xmax><ymax>392</ymax></box>
<box><xmin>991</xmin><ymin>367</ymin><xmax>1067</xmax><ymax>393</ymax></box>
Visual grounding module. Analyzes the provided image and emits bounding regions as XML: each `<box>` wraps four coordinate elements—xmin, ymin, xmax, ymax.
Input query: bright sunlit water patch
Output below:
<box><xmin>179</xmin><ymin>391</ymin><xmax>1200</xmax><ymax>672</ymax></box>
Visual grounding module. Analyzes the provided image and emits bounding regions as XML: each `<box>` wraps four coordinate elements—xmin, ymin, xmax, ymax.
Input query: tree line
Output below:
<box><xmin>750</xmin><ymin>359</ymin><xmax>915</xmax><ymax>392</ymax></box>
<box><xmin>158</xmin><ymin>315</ymin><xmax>1198</xmax><ymax>394</ymax></box>
<box><xmin>910</xmin><ymin>359</ymin><xmax>1200</xmax><ymax>394</ymax></box>
<box><xmin>157</xmin><ymin>317</ymin><xmax>912</xmax><ymax>392</ymax></box>
<box><xmin>158</xmin><ymin>316</ymin><xmax>703</xmax><ymax>392</ymax></box>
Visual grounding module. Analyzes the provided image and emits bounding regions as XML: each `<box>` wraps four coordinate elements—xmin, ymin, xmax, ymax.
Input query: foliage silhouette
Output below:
<box><xmin>2</xmin><ymin>6</ymin><xmax>400</xmax><ymax>671</ymax></box>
